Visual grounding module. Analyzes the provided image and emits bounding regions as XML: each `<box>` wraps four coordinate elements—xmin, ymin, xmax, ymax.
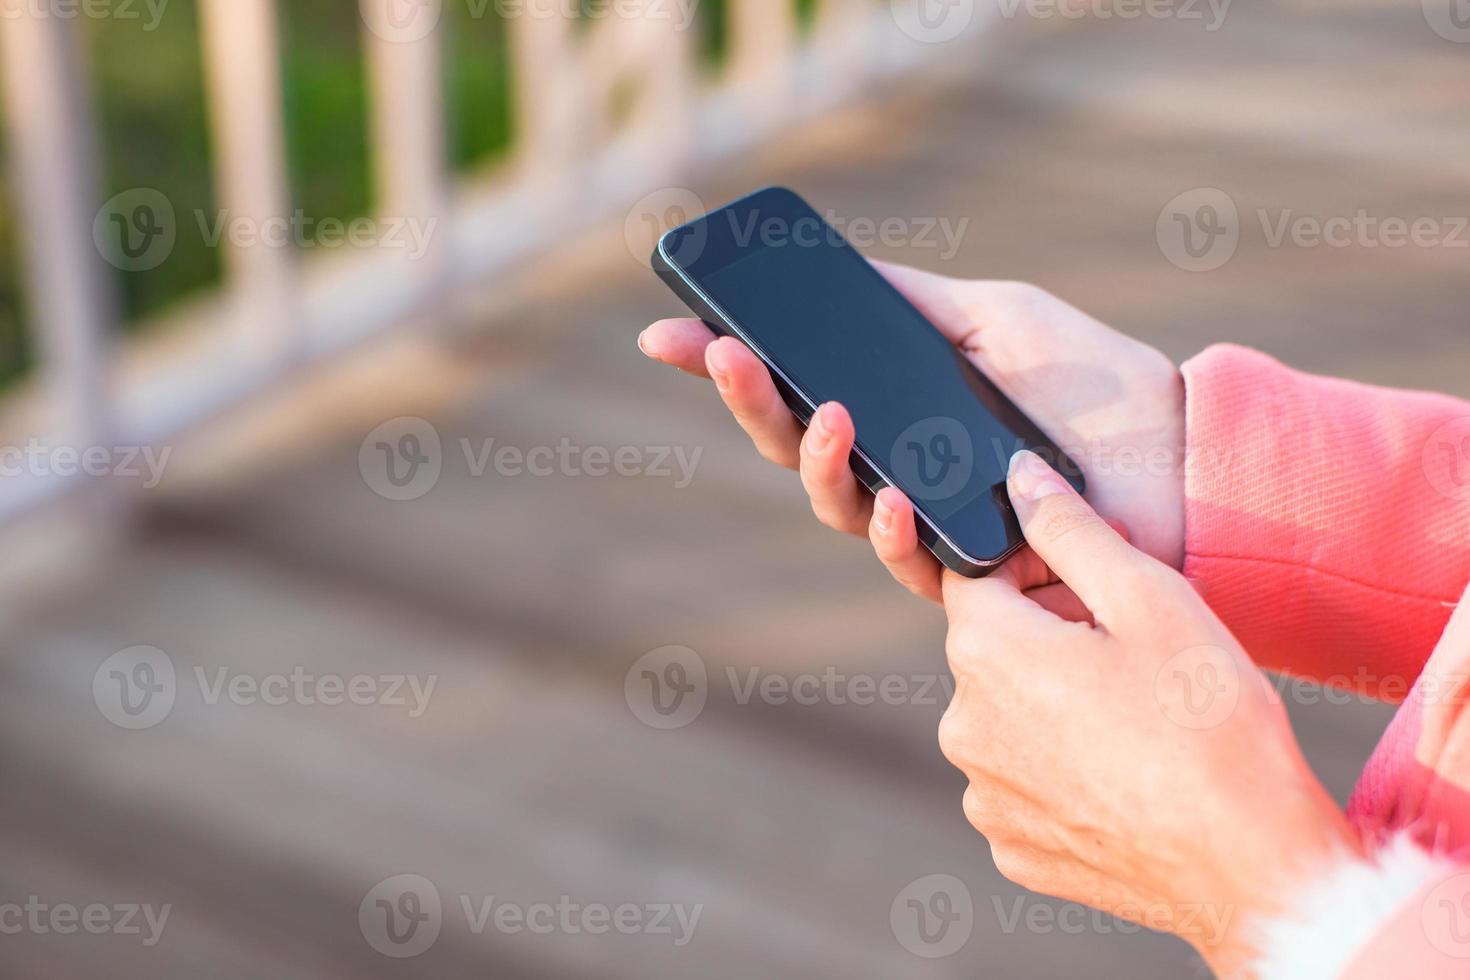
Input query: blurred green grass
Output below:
<box><xmin>0</xmin><ymin>0</ymin><xmax>814</xmax><ymax>392</ymax></box>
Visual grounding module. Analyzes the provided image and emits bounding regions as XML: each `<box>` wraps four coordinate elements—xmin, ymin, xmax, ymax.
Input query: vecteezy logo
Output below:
<box><xmin>93</xmin><ymin>189</ymin><xmax>177</xmax><ymax>272</ymax></box>
<box><xmin>359</xmin><ymin>417</ymin><xmax>443</xmax><ymax>501</ymax></box>
<box><xmin>911</xmin><ymin>434</ymin><xmax>960</xmax><ymax>484</ymax></box>
<box><xmin>624</xmin><ymin>645</ymin><xmax>708</xmax><ymax>730</ymax></box>
<box><xmin>1154</xmin><ymin>645</ymin><xmax>1241</xmax><ymax>730</ymax></box>
<box><xmin>1422</xmin><ymin>418</ymin><xmax>1470</xmax><ymax>501</ymax></box>
<box><xmin>1421</xmin><ymin>873</ymin><xmax>1470</xmax><ymax>958</ymax></box>
<box><xmin>890</xmin><ymin>874</ymin><xmax>973</xmax><ymax>958</ymax></box>
<box><xmin>889</xmin><ymin>417</ymin><xmax>974</xmax><ymax>503</ymax></box>
<box><xmin>624</xmin><ymin>187</ymin><xmax>707</xmax><ymax>268</ymax></box>
<box><xmin>359</xmin><ymin>0</ymin><xmax>443</xmax><ymax>43</ymax></box>
<box><xmin>890</xmin><ymin>0</ymin><xmax>977</xmax><ymax>44</ymax></box>
<box><xmin>360</xmin><ymin>874</ymin><xmax>443</xmax><ymax>958</ymax></box>
<box><xmin>1156</xmin><ymin>188</ymin><xmax>1239</xmax><ymax>272</ymax></box>
<box><xmin>93</xmin><ymin>646</ymin><xmax>177</xmax><ymax>730</ymax></box>
<box><xmin>1423</xmin><ymin>0</ymin><xmax>1470</xmax><ymax>42</ymax></box>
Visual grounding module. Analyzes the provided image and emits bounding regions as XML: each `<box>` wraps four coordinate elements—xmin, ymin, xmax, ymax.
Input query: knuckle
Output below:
<box><xmin>936</xmin><ymin>708</ymin><xmax>973</xmax><ymax>770</ymax></box>
<box><xmin>1029</xmin><ymin>500</ymin><xmax>1098</xmax><ymax>549</ymax></box>
<box><xmin>989</xmin><ymin>845</ymin><xmax>1040</xmax><ymax>888</ymax></box>
<box><xmin>961</xmin><ymin>784</ymin><xmax>996</xmax><ymax>831</ymax></box>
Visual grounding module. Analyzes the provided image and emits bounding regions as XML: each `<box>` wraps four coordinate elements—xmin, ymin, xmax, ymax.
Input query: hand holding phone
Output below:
<box><xmin>643</xmin><ymin>189</ymin><xmax>1185</xmax><ymax>597</ymax></box>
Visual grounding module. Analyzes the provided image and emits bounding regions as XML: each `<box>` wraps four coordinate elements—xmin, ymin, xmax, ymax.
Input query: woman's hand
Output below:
<box><xmin>639</xmin><ymin>262</ymin><xmax>1185</xmax><ymax>602</ymax></box>
<box><xmin>939</xmin><ymin>450</ymin><xmax>1358</xmax><ymax>975</ymax></box>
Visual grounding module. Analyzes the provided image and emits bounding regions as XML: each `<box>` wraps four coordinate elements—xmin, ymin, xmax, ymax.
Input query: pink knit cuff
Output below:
<box><xmin>1253</xmin><ymin>833</ymin><xmax>1467</xmax><ymax>980</ymax></box>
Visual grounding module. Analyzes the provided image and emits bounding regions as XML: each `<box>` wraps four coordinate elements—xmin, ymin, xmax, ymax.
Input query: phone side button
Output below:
<box><xmin>849</xmin><ymin>455</ymin><xmax>888</xmax><ymax>494</ymax></box>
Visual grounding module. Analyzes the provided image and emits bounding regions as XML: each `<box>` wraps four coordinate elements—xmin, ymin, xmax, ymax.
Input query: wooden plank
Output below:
<box><xmin>0</xmin><ymin>543</ymin><xmax>1181</xmax><ymax>978</ymax></box>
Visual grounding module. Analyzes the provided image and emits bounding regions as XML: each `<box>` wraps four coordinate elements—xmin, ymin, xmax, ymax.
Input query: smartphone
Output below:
<box><xmin>652</xmin><ymin>187</ymin><xmax>1083</xmax><ymax>577</ymax></box>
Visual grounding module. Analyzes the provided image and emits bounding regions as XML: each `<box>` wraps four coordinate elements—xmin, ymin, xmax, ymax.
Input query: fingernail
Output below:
<box><xmin>1008</xmin><ymin>450</ymin><xmax>1071</xmax><ymax>502</ymax></box>
<box><xmin>873</xmin><ymin>495</ymin><xmax>893</xmax><ymax>534</ymax></box>
<box><xmin>809</xmin><ymin>404</ymin><xmax>833</xmax><ymax>454</ymax></box>
<box><xmin>637</xmin><ymin>329</ymin><xmax>655</xmax><ymax>358</ymax></box>
<box><xmin>707</xmin><ymin>351</ymin><xmax>730</xmax><ymax>391</ymax></box>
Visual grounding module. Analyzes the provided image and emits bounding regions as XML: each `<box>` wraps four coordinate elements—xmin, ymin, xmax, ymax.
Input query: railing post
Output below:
<box><xmin>198</xmin><ymin>0</ymin><xmax>297</xmax><ymax>361</ymax></box>
<box><xmin>726</xmin><ymin>0</ymin><xmax>796</xmax><ymax>110</ymax></box>
<box><xmin>0</xmin><ymin>0</ymin><xmax>953</xmax><ymax>531</ymax></box>
<box><xmin>631</xmin><ymin>8</ymin><xmax>695</xmax><ymax>186</ymax></box>
<box><xmin>362</xmin><ymin>0</ymin><xmax>451</xmax><ymax>288</ymax></box>
<box><xmin>811</xmin><ymin>0</ymin><xmax>875</xmax><ymax>100</ymax></box>
<box><xmin>581</xmin><ymin>1</ymin><xmax>694</xmax><ymax>194</ymax></box>
<box><xmin>509</xmin><ymin>7</ymin><xmax>584</xmax><ymax>199</ymax></box>
<box><xmin>0</xmin><ymin>11</ymin><xmax>115</xmax><ymax>455</ymax></box>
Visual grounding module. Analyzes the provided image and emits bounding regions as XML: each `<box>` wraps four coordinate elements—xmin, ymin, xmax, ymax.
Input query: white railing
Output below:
<box><xmin>0</xmin><ymin>0</ymin><xmax>987</xmax><ymax>527</ymax></box>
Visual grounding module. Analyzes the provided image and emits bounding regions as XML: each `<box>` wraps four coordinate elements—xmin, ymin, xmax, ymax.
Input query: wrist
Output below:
<box><xmin>1195</xmin><ymin>780</ymin><xmax>1362</xmax><ymax>976</ymax></box>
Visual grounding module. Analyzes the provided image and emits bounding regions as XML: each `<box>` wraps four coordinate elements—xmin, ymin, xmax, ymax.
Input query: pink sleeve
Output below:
<box><xmin>1181</xmin><ymin>344</ymin><xmax>1470</xmax><ymax>697</ymax></box>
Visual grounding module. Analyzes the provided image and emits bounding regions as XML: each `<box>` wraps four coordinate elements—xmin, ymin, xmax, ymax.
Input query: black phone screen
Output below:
<box><xmin>661</xmin><ymin>188</ymin><xmax>1080</xmax><ymax>565</ymax></box>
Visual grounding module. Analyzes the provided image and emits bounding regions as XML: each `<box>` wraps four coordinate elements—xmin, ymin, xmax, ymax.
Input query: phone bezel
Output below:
<box><xmin>654</xmin><ymin>187</ymin><xmax>1082</xmax><ymax>576</ymax></box>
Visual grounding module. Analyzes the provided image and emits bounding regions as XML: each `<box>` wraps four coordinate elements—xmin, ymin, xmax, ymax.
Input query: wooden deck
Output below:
<box><xmin>3</xmin><ymin>3</ymin><xmax>1467</xmax><ymax>976</ymax></box>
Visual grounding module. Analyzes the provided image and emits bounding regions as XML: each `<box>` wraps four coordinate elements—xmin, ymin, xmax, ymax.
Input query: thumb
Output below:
<box><xmin>1007</xmin><ymin>449</ymin><xmax>1147</xmax><ymax>623</ymax></box>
